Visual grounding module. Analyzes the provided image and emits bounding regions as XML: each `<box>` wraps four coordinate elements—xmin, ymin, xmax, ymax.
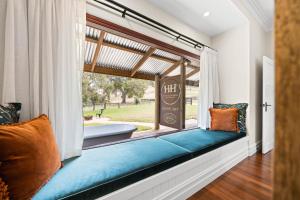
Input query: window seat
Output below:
<box><xmin>159</xmin><ymin>129</ymin><xmax>246</xmax><ymax>156</ymax></box>
<box><xmin>32</xmin><ymin>129</ymin><xmax>246</xmax><ymax>200</ymax></box>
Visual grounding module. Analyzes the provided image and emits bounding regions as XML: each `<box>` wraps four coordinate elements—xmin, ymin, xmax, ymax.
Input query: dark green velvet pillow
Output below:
<box><xmin>0</xmin><ymin>103</ymin><xmax>22</xmax><ymax>124</ymax></box>
<box><xmin>213</xmin><ymin>103</ymin><xmax>248</xmax><ymax>132</ymax></box>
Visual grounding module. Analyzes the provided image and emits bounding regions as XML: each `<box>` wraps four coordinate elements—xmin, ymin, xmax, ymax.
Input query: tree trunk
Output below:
<box><xmin>92</xmin><ymin>103</ymin><xmax>95</xmax><ymax>111</ymax></box>
<box><xmin>121</xmin><ymin>92</ymin><xmax>127</xmax><ymax>104</ymax></box>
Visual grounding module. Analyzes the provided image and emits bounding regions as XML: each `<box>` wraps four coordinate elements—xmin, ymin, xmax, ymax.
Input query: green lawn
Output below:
<box><xmin>84</xmin><ymin>102</ymin><xmax>197</xmax><ymax>123</ymax></box>
<box><xmin>84</xmin><ymin>103</ymin><xmax>155</xmax><ymax>123</ymax></box>
<box><xmin>186</xmin><ymin>104</ymin><xmax>198</xmax><ymax>120</ymax></box>
<box><xmin>84</xmin><ymin>122</ymin><xmax>152</xmax><ymax>132</ymax></box>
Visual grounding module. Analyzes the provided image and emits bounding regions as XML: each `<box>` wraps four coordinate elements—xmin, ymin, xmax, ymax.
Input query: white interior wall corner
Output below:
<box><xmin>216</xmin><ymin>0</ymin><xmax>274</xmax><ymax>147</ymax></box>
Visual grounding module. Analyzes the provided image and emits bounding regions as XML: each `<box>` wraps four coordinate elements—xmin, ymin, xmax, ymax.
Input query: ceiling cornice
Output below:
<box><xmin>242</xmin><ymin>0</ymin><xmax>273</xmax><ymax>32</ymax></box>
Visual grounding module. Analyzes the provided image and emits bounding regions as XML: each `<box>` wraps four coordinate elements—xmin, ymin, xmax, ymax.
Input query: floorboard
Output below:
<box><xmin>188</xmin><ymin>152</ymin><xmax>273</xmax><ymax>200</ymax></box>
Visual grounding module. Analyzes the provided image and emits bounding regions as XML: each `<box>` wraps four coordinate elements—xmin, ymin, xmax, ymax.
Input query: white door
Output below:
<box><xmin>262</xmin><ymin>56</ymin><xmax>275</xmax><ymax>154</ymax></box>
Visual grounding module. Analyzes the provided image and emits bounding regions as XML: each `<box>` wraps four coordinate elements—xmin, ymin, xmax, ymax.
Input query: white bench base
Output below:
<box><xmin>98</xmin><ymin>136</ymin><xmax>249</xmax><ymax>200</ymax></box>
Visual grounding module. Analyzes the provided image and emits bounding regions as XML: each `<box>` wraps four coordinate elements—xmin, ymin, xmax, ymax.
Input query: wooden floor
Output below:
<box><xmin>188</xmin><ymin>152</ymin><xmax>273</xmax><ymax>200</ymax></box>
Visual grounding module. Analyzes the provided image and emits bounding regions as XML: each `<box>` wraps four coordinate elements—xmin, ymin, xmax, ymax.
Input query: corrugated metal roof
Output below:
<box><xmin>85</xmin><ymin>41</ymin><xmax>97</xmax><ymax>64</ymax></box>
<box><xmin>139</xmin><ymin>58</ymin><xmax>173</xmax><ymax>74</ymax></box>
<box><xmin>97</xmin><ymin>46</ymin><xmax>142</xmax><ymax>70</ymax></box>
<box><xmin>167</xmin><ymin>65</ymin><xmax>194</xmax><ymax>77</ymax></box>
<box><xmin>85</xmin><ymin>26</ymin><xmax>200</xmax><ymax>81</ymax></box>
<box><xmin>153</xmin><ymin>49</ymin><xmax>180</xmax><ymax>61</ymax></box>
<box><xmin>86</xmin><ymin>26</ymin><xmax>101</xmax><ymax>39</ymax></box>
<box><xmin>105</xmin><ymin>33</ymin><xmax>150</xmax><ymax>52</ymax></box>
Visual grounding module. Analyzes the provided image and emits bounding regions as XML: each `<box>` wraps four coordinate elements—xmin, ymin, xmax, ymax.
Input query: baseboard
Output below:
<box><xmin>262</xmin><ymin>140</ymin><xmax>274</xmax><ymax>154</ymax></box>
<box><xmin>248</xmin><ymin>140</ymin><xmax>262</xmax><ymax>156</ymax></box>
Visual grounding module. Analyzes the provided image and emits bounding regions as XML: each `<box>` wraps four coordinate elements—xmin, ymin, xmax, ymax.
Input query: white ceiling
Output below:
<box><xmin>243</xmin><ymin>0</ymin><xmax>274</xmax><ymax>31</ymax></box>
<box><xmin>146</xmin><ymin>0</ymin><xmax>247</xmax><ymax>37</ymax></box>
<box><xmin>257</xmin><ymin>0</ymin><xmax>274</xmax><ymax>17</ymax></box>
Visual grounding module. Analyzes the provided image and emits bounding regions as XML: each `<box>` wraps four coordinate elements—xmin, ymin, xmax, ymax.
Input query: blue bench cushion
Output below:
<box><xmin>33</xmin><ymin>138</ymin><xmax>190</xmax><ymax>200</ymax></box>
<box><xmin>33</xmin><ymin>129</ymin><xmax>246</xmax><ymax>200</ymax></box>
<box><xmin>159</xmin><ymin>128</ymin><xmax>246</xmax><ymax>156</ymax></box>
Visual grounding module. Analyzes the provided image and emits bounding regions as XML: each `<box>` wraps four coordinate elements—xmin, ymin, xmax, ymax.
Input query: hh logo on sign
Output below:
<box><xmin>164</xmin><ymin>84</ymin><xmax>177</xmax><ymax>93</ymax></box>
<box><xmin>161</xmin><ymin>81</ymin><xmax>181</xmax><ymax>106</ymax></box>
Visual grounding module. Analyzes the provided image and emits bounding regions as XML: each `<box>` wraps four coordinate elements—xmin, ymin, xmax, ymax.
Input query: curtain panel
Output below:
<box><xmin>198</xmin><ymin>47</ymin><xmax>220</xmax><ymax>129</ymax></box>
<box><xmin>0</xmin><ymin>0</ymin><xmax>86</xmax><ymax>160</ymax></box>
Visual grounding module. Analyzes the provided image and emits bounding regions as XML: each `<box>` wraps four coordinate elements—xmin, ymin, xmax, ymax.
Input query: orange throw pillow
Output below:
<box><xmin>0</xmin><ymin>115</ymin><xmax>61</xmax><ymax>200</ymax></box>
<box><xmin>209</xmin><ymin>108</ymin><xmax>239</xmax><ymax>132</ymax></box>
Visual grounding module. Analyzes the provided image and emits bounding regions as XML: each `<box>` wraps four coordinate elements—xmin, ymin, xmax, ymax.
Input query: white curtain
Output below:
<box><xmin>198</xmin><ymin>47</ymin><xmax>220</xmax><ymax>129</ymax></box>
<box><xmin>0</xmin><ymin>0</ymin><xmax>86</xmax><ymax>160</ymax></box>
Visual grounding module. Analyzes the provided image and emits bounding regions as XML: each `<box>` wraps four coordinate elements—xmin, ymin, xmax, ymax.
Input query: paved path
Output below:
<box><xmin>84</xmin><ymin>117</ymin><xmax>155</xmax><ymax>127</ymax></box>
<box><xmin>85</xmin><ymin>117</ymin><xmax>197</xmax><ymax>128</ymax></box>
<box><xmin>84</xmin><ymin>117</ymin><xmax>198</xmax><ymax>138</ymax></box>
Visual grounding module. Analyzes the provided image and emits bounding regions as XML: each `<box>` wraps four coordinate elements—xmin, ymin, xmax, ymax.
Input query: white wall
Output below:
<box><xmin>212</xmin><ymin>23</ymin><xmax>253</xmax><ymax>145</ymax></box>
<box><xmin>266</xmin><ymin>30</ymin><xmax>275</xmax><ymax>59</ymax></box>
<box><xmin>249</xmin><ymin>19</ymin><xmax>268</xmax><ymax>145</ymax></box>
<box><xmin>212</xmin><ymin>24</ymin><xmax>250</xmax><ymax>104</ymax></box>
<box><xmin>214</xmin><ymin>0</ymin><xmax>274</xmax><ymax>148</ymax></box>
<box><xmin>86</xmin><ymin>0</ymin><xmax>211</xmax><ymax>55</ymax></box>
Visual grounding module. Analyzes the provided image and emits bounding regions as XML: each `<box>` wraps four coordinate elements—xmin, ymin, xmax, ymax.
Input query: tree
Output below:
<box><xmin>82</xmin><ymin>72</ymin><xmax>150</xmax><ymax>106</ymax></box>
<box><xmin>82</xmin><ymin>73</ymin><xmax>92</xmax><ymax>106</ymax></box>
<box><xmin>82</xmin><ymin>73</ymin><xmax>106</xmax><ymax>110</ymax></box>
<box><xmin>112</xmin><ymin>77</ymin><xmax>148</xmax><ymax>104</ymax></box>
<box><xmin>93</xmin><ymin>74</ymin><xmax>114</xmax><ymax>102</ymax></box>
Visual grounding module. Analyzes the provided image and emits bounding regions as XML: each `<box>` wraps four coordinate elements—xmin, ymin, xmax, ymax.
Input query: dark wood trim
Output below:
<box><xmin>274</xmin><ymin>0</ymin><xmax>300</xmax><ymax>199</ymax></box>
<box><xmin>131</xmin><ymin>47</ymin><xmax>156</xmax><ymax>76</ymax></box>
<box><xmin>86</xmin><ymin>14</ymin><xmax>200</xmax><ymax>62</ymax></box>
<box><xmin>84</xmin><ymin>64</ymin><xmax>154</xmax><ymax>80</ymax></box>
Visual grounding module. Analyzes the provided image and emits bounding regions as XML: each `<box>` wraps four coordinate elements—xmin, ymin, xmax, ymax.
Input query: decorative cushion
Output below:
<box><xmin>213</xmin><ymin>103</ymin><xmax>248</xmax><ymax>132</ymax></box>
<box><xmin>0</xmin><ymin>103</ymin><xmax>22</xmax><ymax>125</ymax></box>
<box><xmin>0</xmin><ymin>115</ymin><xmax>61</xmax><ymax>200</ymax></box>
<box><xmin>209</xmin><ymin>108</ymin><xmax>239</xmax><ymax>132</ymax></box>
<box><xmin>0</xmin><ymin>177</ymin><xmax>9</xmax><ymax>200</ymax></box>
<box><xmin>159</xmin><ymin>128</ymin><xmax>246</xmax><ymax>156</ymax></box>
<box><xmin>32</xmin><ymin>138</ymin><xmax>190</xmax><ymax>200</ymax></box>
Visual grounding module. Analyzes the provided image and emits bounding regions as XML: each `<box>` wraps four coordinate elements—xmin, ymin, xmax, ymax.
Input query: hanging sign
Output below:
<box><xmin>160</xmin><ymin>75</ymin><xmax>183</xmax><ymax>129</ymax></box>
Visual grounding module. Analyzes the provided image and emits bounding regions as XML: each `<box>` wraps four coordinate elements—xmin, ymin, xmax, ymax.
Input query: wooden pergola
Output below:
<box><xmin>84</xmin><ymin>14</ymin><xmax>200</xmax><ymax>83</ymax></box>
<box><xmin>84</xmin><ymin>14</ymin><xmax>201</xmax><ymax>130</ymax></box>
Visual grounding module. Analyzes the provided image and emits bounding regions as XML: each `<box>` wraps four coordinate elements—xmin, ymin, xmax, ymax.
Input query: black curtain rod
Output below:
<box><xmin>93</xmin><ymin>0</ymin><xmax>212</xmax><ymax>50</ymax></box>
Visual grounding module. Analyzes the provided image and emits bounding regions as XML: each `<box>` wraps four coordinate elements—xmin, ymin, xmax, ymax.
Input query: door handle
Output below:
<box><xmin>262</xmin><ymin>102</ymin><xmax>272</xmax><ymax>112</ymax></box>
